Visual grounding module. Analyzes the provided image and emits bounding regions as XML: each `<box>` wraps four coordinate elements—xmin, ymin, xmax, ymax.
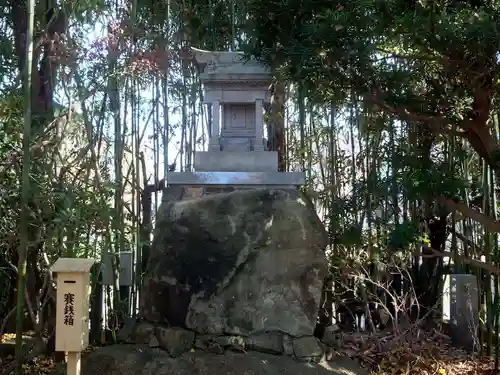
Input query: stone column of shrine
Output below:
<box><xmin>210</xmin><ymin>100</ymin><xmax>221</xmax><ymax>151</ymax></box>
<box><xmin>254</xmin><ymin>99</ymin><xmax>264</xmax><ymax>151</ymax></box>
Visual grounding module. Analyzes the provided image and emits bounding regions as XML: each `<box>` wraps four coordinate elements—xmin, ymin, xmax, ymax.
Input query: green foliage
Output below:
<box><xmin>338</xmin><ymin>223</ymin><xmax>363</xmax><ymax>247</ymax></box>
<box><xmin>136</xmin><ymin>0</ymin><xmax>242</xmax><ymax>50</ymax></box>
<box><xmin>401</xmin><ymin>151</ymin><xmax>470</xmax><ymax>201</ymax></box>
<box><xmin>389</xmin><ymin>220</ymin><xmax>421</xmax><ymax>251</ymax></box>
<box><xmin>0</xmin><ymin>94</ymin><xmax>115</xmax><ymax>263</ymax></box>
<box><xmin>242</xmin><ymin>0</ymin><xmax>500</xmax><ymax>116</ymax></box>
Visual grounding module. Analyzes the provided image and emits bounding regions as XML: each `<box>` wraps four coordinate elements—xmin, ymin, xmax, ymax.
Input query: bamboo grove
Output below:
<box><xmin>0</xmin><ymin>0</ymin><xmax>500</xmax><ymax>373</ymax></box>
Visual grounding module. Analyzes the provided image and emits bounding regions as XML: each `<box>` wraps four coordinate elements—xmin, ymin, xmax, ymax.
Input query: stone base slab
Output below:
<box><xmin>161</xmin><ymin>185</ymin><xmax>300</xmax><ymax>202</ymax></box>
<box><xmin>194</xmin><ymin>151</ymin><xmax>278</xmax><ymax>172</ymax></box>
<box><xmin>167</xmin><ymin>171</ymin><xmax>305</xmax><ymax>186</ymax></box>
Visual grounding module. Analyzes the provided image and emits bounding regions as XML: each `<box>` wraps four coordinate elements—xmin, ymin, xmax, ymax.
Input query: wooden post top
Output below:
<box><xmin>51</xmin><ymin>258</ymin><xmax>95</xmax><ymax>273</ymax></box>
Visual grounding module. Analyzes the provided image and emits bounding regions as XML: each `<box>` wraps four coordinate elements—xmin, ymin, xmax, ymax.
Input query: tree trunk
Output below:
<box><xmin>11</xmin><ymin>0</ymin><xmax>62</xmax><ymax>132</ymax></box>
<box><xmin>410</xmin><ymin>124</ymin><xmax>447</xmax><ymax>322</ymax></box>
<box><xmin>8</xmin><ymin>0</ymin><xmax>67</xmax><ymax>349</ymax></box>
<box><xmin>267</xmin><ymin>63</ymin><xmax>287</xmax><ymax>171</ymax></box>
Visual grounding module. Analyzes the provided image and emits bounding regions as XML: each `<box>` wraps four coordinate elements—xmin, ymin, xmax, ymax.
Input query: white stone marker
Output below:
<box><xmin>442</xmin><ymin>273</ymin><xmax>479</xmax><ymax>350</ymax></box>
<box><xmin>51</xmin><ymin>257</ymin><xmax>95</xmax><ymax>375</ymax></box>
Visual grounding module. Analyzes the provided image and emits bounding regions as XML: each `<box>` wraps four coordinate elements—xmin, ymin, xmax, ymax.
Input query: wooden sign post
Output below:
<box><xmin>51</xmin><ymin>258</ymin><xmax>95</xmax><ymax>375</ymax></box>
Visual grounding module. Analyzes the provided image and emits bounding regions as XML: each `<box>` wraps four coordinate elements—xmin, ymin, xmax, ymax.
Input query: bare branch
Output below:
<box><xmin>438</xmin><ymin>196</ymin><xmax>500</xmax><ymax>233</ymax></box>
<box><xmin>416</xmin><ymin>244</ymin><xmax>500</xmax><ymax>275</ymax></box>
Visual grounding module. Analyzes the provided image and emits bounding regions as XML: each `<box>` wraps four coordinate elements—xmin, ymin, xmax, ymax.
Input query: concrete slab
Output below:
<box><xmin>167</xmin><ymin>171</ymin><xmax>305</xmax><ymax>186</ymax></box>
<box><xmin>195</xmin><ymin>151</ymin><xmax>278</xmax><ymax>172</ymax></box>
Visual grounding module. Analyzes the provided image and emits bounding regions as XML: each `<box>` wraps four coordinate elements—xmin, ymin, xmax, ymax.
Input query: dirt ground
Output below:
<box><xmin>0</xmin><ymin>328</ymin><xmax>498</xmax><ymax>375</ymax></box>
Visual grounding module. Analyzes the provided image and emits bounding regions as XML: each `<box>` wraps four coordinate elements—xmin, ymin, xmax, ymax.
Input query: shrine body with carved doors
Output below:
<box><xmin>192</xmin><ymin>48</ymin><xmax>275</xmax><ymax>172</ymax></box>
<box><xmin>167</xmin><ymin>47</ymin><xmax>304</xmax><ymax>187</ymax></box>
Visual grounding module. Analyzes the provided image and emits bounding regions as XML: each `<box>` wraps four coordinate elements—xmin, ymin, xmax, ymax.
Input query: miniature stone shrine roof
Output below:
<box><xmin>191</xmin><ymin>47</ymin><xmax>271</xmax><ymax>81</ymax></box>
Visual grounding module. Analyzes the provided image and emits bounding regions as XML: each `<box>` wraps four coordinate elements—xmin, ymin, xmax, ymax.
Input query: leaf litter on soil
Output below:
<box><xmin>328</xmin><ymin>327</ymin><xmax>498</xmax><ymax>375</ymax></box>
<box><xmin>0</xmin><ymin>331</ymin><xmax>498</xmax><ymax>375</ymax></box>
<box><xmin>0</xmin><ymin>333</ymin><xmax>97</xmax><ymax>375</ymax></box>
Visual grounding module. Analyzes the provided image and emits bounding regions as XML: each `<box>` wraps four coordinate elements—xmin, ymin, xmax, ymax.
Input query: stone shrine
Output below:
<box><xmin>168</xmin><ymin>47</ymin><xmax>304</xmax><ymax>188</ymax></box>
<box><xmin>79</xmin><ymin>48</ymin><xmax>369</xmax><ymax>375</ymax></box>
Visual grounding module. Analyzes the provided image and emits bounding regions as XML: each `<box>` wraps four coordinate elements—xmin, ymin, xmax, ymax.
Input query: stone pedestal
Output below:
<box><xmin>195</xmin><ymin>151</ymin><xmax>278</xmax><ymax>172</ymax></box>
<box><xmin>144</xmin><ymin>188</ymin><xmax>328</xmax><ymax>336</ymax></box>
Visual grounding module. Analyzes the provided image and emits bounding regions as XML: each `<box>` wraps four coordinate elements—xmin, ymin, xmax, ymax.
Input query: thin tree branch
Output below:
<box><xmin>438</xmin><ymin>196</ymin><xmax>500</xmax><ymax>233</ymax></box>
<box><xmin>416</xmin><ymin>245</ymin><xmax>500</xmax><ymax>276</ymax></box>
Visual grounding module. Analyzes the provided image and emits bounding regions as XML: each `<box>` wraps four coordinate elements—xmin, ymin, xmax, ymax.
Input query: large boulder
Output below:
<box><xmin>140</xmin><ymin>188</ymin><xmax>328</xmax><ymax>337</ymax></box>
<box><xmin>81</xmin><ymin>345</ymin><xmax>369</xmax><ymax>375</ymax></box>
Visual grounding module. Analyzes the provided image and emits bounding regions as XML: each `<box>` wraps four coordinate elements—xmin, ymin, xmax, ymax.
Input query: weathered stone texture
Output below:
<box><xmin>82</xmin><ymin>344</ymin><xmax>369</xmax><ymax>375</ymax></box>
<box><xmin>141</xmin><ymin>188</ymin><xmax>328</xmax><ymax>337</ymax></box>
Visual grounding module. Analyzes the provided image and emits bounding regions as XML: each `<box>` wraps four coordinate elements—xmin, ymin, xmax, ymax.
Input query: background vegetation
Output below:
<box><xmin>1</xmin><ymin>0</ymin><xmax>500</xmax><ymax>374</ymax></box>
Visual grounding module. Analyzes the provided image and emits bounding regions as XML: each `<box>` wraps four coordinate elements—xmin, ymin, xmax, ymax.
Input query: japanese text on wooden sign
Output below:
<box><xmin>64</xmin><ymin>292</ymin><xmax>75</xmax><ymax>326</ymax></box>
